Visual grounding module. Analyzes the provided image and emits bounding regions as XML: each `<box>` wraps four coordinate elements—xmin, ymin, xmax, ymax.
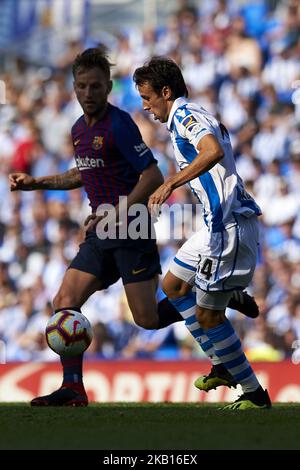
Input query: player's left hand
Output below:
<box><xmin>148</xmin><ymin>181</ymin><xmax>173</xmax><ymax>214</ymax></box>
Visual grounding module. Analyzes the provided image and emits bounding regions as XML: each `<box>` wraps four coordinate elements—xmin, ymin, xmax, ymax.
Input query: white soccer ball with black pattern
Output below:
<box><xmin>46</xmin><ymin>310</ymin><xmax>93</xmax><ymax>357</ymax></box>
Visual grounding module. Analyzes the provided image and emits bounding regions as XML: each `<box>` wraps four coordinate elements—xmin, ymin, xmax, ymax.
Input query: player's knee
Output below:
<box><xmin>196</xmin><ymin>307</ymin><xmax>225</xmax><ymax>329</ymax></box>
<box><xmin>53</xmin><ymin>291</ymin><xmax>77</xmax><ymax>310</ymax></box>
<box><xmin>132</xmin><ymin>308</ymin><xmax>159</xmax><ymax>329</ymax></box>
<box><xmin>162</xmin><ymin>277</ymin><xmax>190</xmax><ymax>299</ymax></box>
<box><xmin>134</xmin><ymin>316</ymin><xmax>158</xmax><ymax>330</ymax></box>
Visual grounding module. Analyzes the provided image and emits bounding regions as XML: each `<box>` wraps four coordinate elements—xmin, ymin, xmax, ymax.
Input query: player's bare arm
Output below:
<box><xmin>9</xmin><ymin>167</ymin><xmax>83</xmax><ymax>191</ymax></box>
<box><xmin>148</xmin><ymin>134</ymin><xmax>223</xmax><ymax>209</ymax></box>
<box><xmin>126</xmin><ymin>162</ymin><xmax>164</xmax><ymax>207</ymax></box>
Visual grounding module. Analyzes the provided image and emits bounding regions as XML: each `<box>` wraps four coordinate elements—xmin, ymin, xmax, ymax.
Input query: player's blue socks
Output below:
<box><xmin>55</xmin><ymin>307</ymin><xmax>84</xmax><ymax>386</ymax></box>
<box><xmin>205</xmin><ymin>319</ymin><xmax>260</xmax><ymax>393</ymax></box>
<box><xmin>169</xmin><ymin>293</ymin><xmax>221</xmax><ymax>364</ymax></box>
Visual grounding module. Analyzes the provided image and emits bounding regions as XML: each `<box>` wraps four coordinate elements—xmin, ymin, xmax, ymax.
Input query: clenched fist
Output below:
<box><xmin>9</xmin><ymin>173</ymin><xmax>36</xmax><ymax>191</ymax></box>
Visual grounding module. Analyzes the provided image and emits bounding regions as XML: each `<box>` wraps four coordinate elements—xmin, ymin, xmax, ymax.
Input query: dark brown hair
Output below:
<box><xmin>133</xmin><ymin>56</ymin><xmax>188</xmax><ymax>99</ymax></box>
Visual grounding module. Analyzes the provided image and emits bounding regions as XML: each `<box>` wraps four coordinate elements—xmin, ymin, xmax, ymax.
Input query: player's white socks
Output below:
<box><xmin>169</xmin><ymin>293</ymin><xmax>221</xmax><ymax>365</ymax></box>
<box><xmin>205</xmin><ymin>319</ymin><xmax>260</xmax><ymax>393</ymax></box>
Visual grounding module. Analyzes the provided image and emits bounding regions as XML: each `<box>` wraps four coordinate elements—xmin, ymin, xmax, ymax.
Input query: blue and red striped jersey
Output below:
<box><xmin>71</xmin><ymin>103</ymin><xmax>156</xmax><ymax>212</ymax></box>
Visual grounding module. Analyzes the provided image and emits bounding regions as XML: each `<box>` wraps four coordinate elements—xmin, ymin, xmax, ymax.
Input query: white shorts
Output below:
<box><xmin>169</xmin><ymin>214</ymin><xmax>259</xmax><ymax>295</ymax></box>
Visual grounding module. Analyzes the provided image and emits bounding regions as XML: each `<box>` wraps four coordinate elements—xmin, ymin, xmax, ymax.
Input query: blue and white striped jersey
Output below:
<box><xmin>167</xmin><ymin>98</ymin><xmax>261</xmax><ymax>232</ymax></box>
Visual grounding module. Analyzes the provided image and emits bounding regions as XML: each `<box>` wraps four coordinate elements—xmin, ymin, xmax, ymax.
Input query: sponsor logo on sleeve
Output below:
<box><xmin>182</xmin><ymin>114</ymin><xmax>198</xmax><ymax>130</ymax></box>
<box><xmin>134</xmin><ymin>142</ymin><xmax>149</xmax><ymax>157</ymax></box>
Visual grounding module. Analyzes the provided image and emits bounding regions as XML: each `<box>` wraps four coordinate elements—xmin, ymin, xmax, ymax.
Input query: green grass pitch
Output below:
<box><xmin>0</xmin><ymin>403</ymin><xmax>299</xmax><ymax>450</ymax></box>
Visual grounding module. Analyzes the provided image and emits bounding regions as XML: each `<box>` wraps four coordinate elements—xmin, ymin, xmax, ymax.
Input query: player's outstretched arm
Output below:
<box><xmin>9</xmin><ymin>168</ymin><xmax>82</xmax><ymax>191</ymax></box>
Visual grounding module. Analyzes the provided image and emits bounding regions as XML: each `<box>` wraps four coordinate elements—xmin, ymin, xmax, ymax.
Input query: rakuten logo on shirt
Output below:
<box><xmin>134</xmin><ymin>142</ymin><xmax>149</xmax><ymax>156</ymax></box>
<box><xmin>75</xmin><ymin>155</ymin><xmax>104</xmax><ymax>170</ymax></box>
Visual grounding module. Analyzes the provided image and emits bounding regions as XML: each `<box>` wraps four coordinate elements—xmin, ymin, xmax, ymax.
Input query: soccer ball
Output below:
<box><xmin>46</xmin><ymin>310</ymin><xmax>93</xmax><ymax>357</ymax></box>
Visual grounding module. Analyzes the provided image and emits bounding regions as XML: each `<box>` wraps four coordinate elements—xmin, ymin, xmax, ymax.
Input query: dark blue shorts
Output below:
<box><xmin>69</xmin><ymin>231</ymin><xmax>161</xmax><ymax>288</ymax></box>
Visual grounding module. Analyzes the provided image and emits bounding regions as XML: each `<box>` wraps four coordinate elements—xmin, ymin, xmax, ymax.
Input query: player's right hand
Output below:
<box><xmin>84</xmin><ymin>213</ymin><xmax>100</xmax><ymax>231</ymax></box>
<box><xmin>9</xmin><ymin>173</ymin><xmax>36</xmax><ymax>191</ymax></box>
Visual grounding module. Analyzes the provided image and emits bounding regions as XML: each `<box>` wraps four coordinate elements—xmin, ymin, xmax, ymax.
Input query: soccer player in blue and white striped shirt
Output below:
<box><xmin>134</xmin><ymin>57</ymin><xmax>271</xmax><ymax>410</ymax></box>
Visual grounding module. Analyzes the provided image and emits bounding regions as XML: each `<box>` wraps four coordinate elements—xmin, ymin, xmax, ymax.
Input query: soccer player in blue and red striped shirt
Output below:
<box><xmin>9</xmin><ymin>47</ymin><xmax>183</xmax><ymax>406</ymax></box>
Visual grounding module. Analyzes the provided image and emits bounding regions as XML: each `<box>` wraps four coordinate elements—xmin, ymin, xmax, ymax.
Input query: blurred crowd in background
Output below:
<box><xmin>1</xmin><ymin>0</ymin><xmax>300</xmax><ymax>362</ymax></box>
